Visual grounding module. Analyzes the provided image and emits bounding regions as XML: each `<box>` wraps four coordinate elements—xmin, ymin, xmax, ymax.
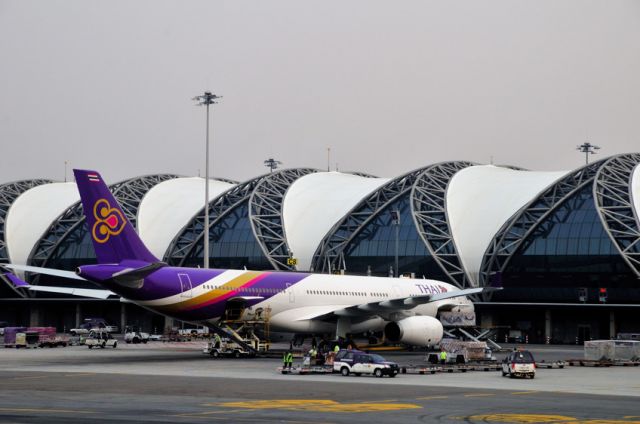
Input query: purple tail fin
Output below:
<box><xmin>73</xmin><ymin>169</ymin><xmax>158</xmax><ymax>264</ymax></box>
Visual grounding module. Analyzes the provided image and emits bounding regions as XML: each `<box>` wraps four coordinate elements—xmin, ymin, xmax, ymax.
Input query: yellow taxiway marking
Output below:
<box><xmin>214</xmin><ymin>399</ymin><xmax>421</xmax><ymax>413</ymax></box>
<box><xmin>0</xmin><ymin>407</ymin><xmax>95</xmax><ymax>415</ymax></box>
<box><xmin>11</xmin><ymin>376</ymin><xmax>48</xmax><ymax>380</ymax></box>
<box><xmin>511</xmin><ymin>391</ymin><xmax>539</xmax><ymax>395</ymax></box>
<box><xmin>463</xmin><ymin>393</ymin><xmax>495</xmax><ymax>398</ymax></box>
<box><xmin>415</xmin><ymin>395</ymin><xmax>449</xmax><ymax>400</ymax></box>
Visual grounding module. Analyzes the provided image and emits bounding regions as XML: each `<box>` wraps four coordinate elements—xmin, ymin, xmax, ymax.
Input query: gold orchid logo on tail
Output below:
<box><xmin>92</xmin><ymin>199</ymin><xmax>126</xmax><ymax>243</ymax></box>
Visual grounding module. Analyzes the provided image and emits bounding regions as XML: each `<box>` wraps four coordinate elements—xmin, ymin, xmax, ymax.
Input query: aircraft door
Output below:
<box><xmin>178</xmin><ymin>273</ymin><xmax>193</xmax><ymax>298</ymax></box>
<box><xmin>392</xmin><ymin>285</ymin><xmax>402</xmax><ymax>299</ymax></box>
<box><xmin>286</xmin><ymin>283</ymin><xmax>295</xmax><ymax>303</ymax></box>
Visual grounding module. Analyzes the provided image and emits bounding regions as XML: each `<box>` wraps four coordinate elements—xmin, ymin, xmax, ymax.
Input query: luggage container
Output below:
<box><xmin>3</xmin><ymin>327</ymin><xmax>27</xmax><ymax>347</ymax></box>
<box><xmin>584</xmin><ymin>340</ymin><xmax>640</xmax><ymax>362</ymax></box>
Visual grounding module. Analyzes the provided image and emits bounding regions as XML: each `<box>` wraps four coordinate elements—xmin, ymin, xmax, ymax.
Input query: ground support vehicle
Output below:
<box><xmin>537</xmin><ymin>360</ymin><xmax>565</xmax><ymax>369</ymax></box>
<box><xmin>124</xmin><ymin>326</ymin><xmax>149</xmax><ymax>344</ymax></box>
<box><xmin>279</xmin><ymin>365</ymin><xmax>333</xmax><ymax>375</ymax></box>
<box><xmin>38</xmin><ymin>335</ymin><xmax>69</xmax><ymax>348</ymax></box>
<box><xmin>70</xmin><ymin>318</ymin><xmax>118</xmax><ymax>336</ymax></box>
<box><xmin>333</xmin><ymin>350</ymin><xmax>400</xmax><ymax>378</ymax></box>
<box><xmin>502</xmin><ymin>350</ymin><xmax>536</xmax><ymax>378</ymax></box>
<box><xmin>400</xmin><ymin>359</ymin><xmax>502</xmax><ymax>374</ymax></box>
<box><xmin>85</xmin><ymin>330</ymin><xmax>118</xmax><ymax>349</ymax></box>
<box><xmin>203</xmin><ymin>339</ymin><xmax>254</xmax><ymax>358</ymax></box>
<box><xmin>567</xmin><ymin>359</ymin><xmax>639</xmax><ymax>367</ymax></box>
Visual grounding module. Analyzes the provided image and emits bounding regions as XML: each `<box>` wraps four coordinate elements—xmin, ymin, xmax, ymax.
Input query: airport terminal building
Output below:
<box><xmin>2</xmin><ymin>153</ymin><xmax>640</xmax><ymax>343</ymax></box>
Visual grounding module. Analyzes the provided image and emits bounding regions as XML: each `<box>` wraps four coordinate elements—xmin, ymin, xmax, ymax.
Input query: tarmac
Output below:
<box><xmin>1</xmin><ymin>342</ymin><xmax>639</xmax><ymax>423</ymax></box>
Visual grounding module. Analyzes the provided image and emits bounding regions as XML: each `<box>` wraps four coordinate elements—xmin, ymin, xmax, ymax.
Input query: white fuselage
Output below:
<box><xmin>137</xmin><ymin>271</ymin><xmax>473</xmax><ymax>334</ymax></box>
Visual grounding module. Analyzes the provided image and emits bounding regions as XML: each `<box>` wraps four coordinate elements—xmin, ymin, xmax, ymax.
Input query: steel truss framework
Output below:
<box><xmin>0</xmin><ymin>179</ymin><xmax>52</xmax><ymax>297</ymax></box>
<box><xmin>411</xmin><ymin>161</ymin><xmax>476</xmax><ymax>288</ymax></box>
<box><xmin>0</xmin><ymin>179</ymin><xmax>52</xmax><ymax>264</ymax></box>
<box><xmin>478</xmin><ymin>159</ymin><xmax>608</xmax><ymax>288</ymax></box>
<box><xmin>249</xmin><ymin>168</ymin><xmax>319</xmax><ymax>270</ymax></box>
<box><xmin>594</xmin><ymin>153</ymin><xmax>640</xmax><ymax>278</ymax></box>
<box><xmin>164</xmin><ymin>175</ymin><xmax>268</xmax><ymax>266</ymax></box>
<box><xmin>29</xmin><ymin>174</ymin><xmax>178</xmax><ymax>274</ymax></box>
<box><xmin>311</xmin><ymin>167</ymin><xmax>432</xmax><ymax>273</ymax></box>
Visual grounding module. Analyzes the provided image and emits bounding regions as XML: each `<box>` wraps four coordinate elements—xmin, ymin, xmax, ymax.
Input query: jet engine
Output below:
<box><xmin>384</xmin><ymin>316</ymin><xmax>443</xmax><ymax>347</ymax></box>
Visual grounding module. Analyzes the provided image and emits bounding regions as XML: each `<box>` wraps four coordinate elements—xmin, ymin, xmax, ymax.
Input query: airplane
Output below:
<box><xmin>4</xmin><ymin>169</ymin><xmax>499</xmax><ymax>348</ymax></box>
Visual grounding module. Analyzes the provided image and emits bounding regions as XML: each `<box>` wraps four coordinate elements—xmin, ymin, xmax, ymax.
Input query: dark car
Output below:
<box><xmin>334</xmin><ymin>350</ymin><xmax>400</xmax><ymax>377</ymax></box>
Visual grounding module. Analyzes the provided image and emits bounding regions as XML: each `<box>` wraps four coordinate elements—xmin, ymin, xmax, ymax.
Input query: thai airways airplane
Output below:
<box><xmin>5</xmin><ymin>169</ymin><xmax>498</xmax><ymax>347</ymax></box>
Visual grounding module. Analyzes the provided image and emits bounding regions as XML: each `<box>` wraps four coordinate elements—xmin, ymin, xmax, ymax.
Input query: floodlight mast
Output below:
<box><xmin>264</xmin><ymin>158</ymin><xmax>282</xmax><ymax>173</ymax></box>
<box><xmin>193</xmin><ymin>91</ymin><xmax>222</xmax><ymax>269</ymax></box>
<box><xmin>576</xmin><ymin>142</ymin><xmax>600</xmax><ymax>165</ymax></box>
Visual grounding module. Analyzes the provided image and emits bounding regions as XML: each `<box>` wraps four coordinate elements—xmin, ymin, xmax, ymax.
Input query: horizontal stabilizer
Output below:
<box><xmin>4</xmin><ymin>264</ymin><xmax>87</xmax><ymax>281</ymax></box>
<box><xmin>112</xmin><ymin>262</ymin><xmax>166</xmax><ymax>288</ymax></box>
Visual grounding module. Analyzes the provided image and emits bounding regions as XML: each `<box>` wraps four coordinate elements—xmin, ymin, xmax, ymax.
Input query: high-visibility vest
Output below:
<box><xmin>334</xmin><ymin>345</ymin><xmax>340</xmax><ymax>352</ymax></box>
<box><xmin>440</xmin><ymin>351</ymin><xmax>447</xmax><ymax>360</ymax></box>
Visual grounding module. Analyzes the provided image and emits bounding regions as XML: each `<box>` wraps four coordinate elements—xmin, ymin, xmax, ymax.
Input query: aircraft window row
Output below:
<box><xmin>305</xmin><ymin>290</ymin><xmax>367</xmax><ymax>296</ymax></box>
<box><xmin>201</xmin><ymin>285</ymin><xmax>283</xmax><ymax>294</ymax></box>
<box><xmin>304</xmin><ymin>290</ymin><xmax>389</xmax><ymax>298</ymax></box>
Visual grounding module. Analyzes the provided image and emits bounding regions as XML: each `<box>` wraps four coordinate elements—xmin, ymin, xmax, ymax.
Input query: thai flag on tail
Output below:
<box><xmin>88</xmin><ymin>173</ymin><xmax>100</xmax><ymax>182</ymax></box>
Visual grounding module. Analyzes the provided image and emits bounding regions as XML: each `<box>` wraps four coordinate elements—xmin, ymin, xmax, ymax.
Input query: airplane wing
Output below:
<box><xmin>289</xmin><ymin>286</ymin><xmax>501</xmax><ymax>321</ymax></box>
<box><xmin>1</xmin><ymin>271</ymin><xmax>115</xmax><ymax>300</ymax></box>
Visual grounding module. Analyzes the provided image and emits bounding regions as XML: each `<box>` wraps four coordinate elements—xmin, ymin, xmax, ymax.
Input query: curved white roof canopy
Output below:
<box><xmin>446</xmin><ymin>165</ymin><xmax>568</xmax><ymax>286</ymax></box>
<box><xmin>283</xmin><ymin>172</ymin><xmax>389</xmax><ymax>271</ymax></box>
<box><xmin>6</xmin><ymin>182</ymin><xmax>80</xmax><ymax>267</ymax></box>
<box><xmin>138</xmin><ymin>178</ymin><xmax>235</xmax><ymax>258</ymax></box>
<box><xmin>632</xmin><ymin>164</ymin><xmax>640</xmax><ymax>221</ymax></box>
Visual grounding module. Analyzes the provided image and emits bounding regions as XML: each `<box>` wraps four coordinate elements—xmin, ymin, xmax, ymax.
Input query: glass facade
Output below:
<box><xmin>341</xmin><ymin>195</ymin><xmax>447</xmax><ymax>279</ymax></box>
<box><xmin>182</xmin><ymin>202</ymin><xmax>271</xmax><ymax>270</ymax></box>
<box><xmin>33</xmin><ymin>222</ymin><xmax>100</xmax><ymax>289</ymax></box>
<box><xmin>501</xmin><ymin>185</ymin><xmax>638</xmax><ymax>302</ymax></box>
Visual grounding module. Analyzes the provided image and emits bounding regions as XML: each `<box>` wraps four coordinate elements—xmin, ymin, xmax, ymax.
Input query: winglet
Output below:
<box><xmin>2</xmin><ymin>272</ymin><xmax>30</xmax><ymax>288</ymax></box>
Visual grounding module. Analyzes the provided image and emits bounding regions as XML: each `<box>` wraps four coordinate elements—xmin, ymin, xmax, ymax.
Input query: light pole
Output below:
<box><xmin>264</xmin><ymin>158</ymin><xmax>282</xmax><ymax>173</ymax></box>
<box><xmin>193</xmin><ymin>91</ymin><xmax>222</xmax><ymax>269</ymax></box>
<box><xmin>391</xmin><ymin>209</ymin><xmax>400</xmax><ymax>277</ymax></box>
<box><xmin>576</xmin><ymin>142</ymin><xmax>600</xmax><ymax>165</ymax></box>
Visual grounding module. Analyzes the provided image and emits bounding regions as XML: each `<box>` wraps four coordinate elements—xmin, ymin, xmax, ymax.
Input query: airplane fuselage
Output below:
<box><xmin>78</xmin><ymin>265</ymin><xmax>472</xmax><ymax>334</ymax></box>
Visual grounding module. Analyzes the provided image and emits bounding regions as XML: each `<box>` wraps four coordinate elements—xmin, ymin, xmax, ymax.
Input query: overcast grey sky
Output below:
<box><xmin>1</xmin><ymin>1</ymin><xmax>639</xmax><ymax>183</ymax></box>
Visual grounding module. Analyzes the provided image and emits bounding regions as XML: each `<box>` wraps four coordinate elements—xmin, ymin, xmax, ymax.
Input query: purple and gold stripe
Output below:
<box><xmin>157</xmin><ymin>271</ymin><xmax>269</xmax><ymax>314</ymax></box>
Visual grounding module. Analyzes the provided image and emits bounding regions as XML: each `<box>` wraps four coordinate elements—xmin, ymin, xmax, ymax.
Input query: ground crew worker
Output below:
<box><xmin>439</xmin><ymin>348</ymin><xmax>448</xmax><ymax>365</ymax></box>
<box><xmin>334</xmin><ymin>344</ymin><xmax>340</xmax><ymax>353</ymax></box>
<box><xmin>283</xmin><ymin>350</ymin><xmax>293</xmax><ymax>369</ymax></box>
<box><xmin>213</xmin><ymin>333</ymin><xmax>221</xmax><ymax>349</ymax></box>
